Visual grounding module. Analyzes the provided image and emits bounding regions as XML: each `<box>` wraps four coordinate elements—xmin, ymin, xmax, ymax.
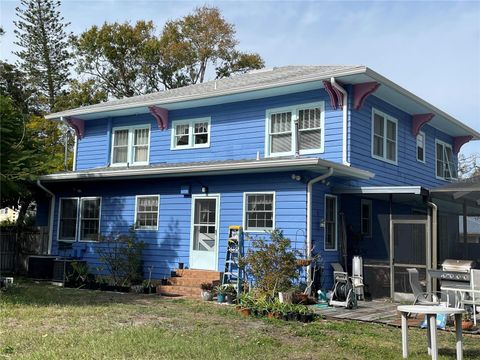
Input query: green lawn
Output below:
<box><xmin>1</xmin><ymin>281</ymin><xmax>479</xmax><ymax>359</ymax></box>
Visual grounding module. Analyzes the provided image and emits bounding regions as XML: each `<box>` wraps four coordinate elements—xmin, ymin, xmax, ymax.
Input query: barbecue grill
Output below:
<box><xmin>428</xmin><ymin>259</ymin><xmax>475</xmax><ymax>287</ymax></box>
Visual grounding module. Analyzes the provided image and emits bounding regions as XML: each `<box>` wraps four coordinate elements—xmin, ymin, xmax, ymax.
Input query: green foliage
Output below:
<box><xmin>54</xmin><ymin>79</ymin><xmax>108</xmax><ymax>111</ymax></box>
<box><xmin>14</xmin><ymin>0</ymin><xmax>72</xmax><ymax>110</ymax></box>
<box><xmin>241</xmin><ymin>229</ymin><xmax>300</xmax><ymax>297</ymax></box>
<box><xmin>97</xmin><ymin>229</ymin><xmax>145</xmax><ymax>286</ymax></box>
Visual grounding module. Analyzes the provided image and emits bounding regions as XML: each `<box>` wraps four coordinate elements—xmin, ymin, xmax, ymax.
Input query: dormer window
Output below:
<box><xmin>171</xmin><ymin>118</ymin><xmax>211</xmax><ymax>150</ymax></box>
<box><xmin>111</xmin><ymin>125</ymin><xmax>150</xmax><ymax>166</ymax></box>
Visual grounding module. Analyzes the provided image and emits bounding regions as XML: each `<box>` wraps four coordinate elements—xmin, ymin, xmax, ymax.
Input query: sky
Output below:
<box><xmin>1</xmin><ymin>0</ymin><xmax>479</xmax><ymax>158</ymax></box>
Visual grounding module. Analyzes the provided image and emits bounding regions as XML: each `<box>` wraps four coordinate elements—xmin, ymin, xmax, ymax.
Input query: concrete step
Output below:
<box><xmin>157</xmin><ymin>285</ymin><xmax>202</xmax><ymax>297</ymax></box>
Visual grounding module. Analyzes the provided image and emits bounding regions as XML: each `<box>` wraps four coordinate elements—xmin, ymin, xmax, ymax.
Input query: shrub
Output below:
<box><xmin>240</xmin><ymin>229</ymin><xmax>300</xmax><ymax>297</ymax></box>
<box><xmin>97</xmin><ymin>228</ymin><xmax>145</xmax><ymax>286</ymax></box>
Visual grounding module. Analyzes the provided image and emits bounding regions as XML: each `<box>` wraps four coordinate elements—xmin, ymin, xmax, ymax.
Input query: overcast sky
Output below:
<box><xmin>1</xmin><ymin>0</ymin><xmax>479</xmax><ymax>157</ymax></box>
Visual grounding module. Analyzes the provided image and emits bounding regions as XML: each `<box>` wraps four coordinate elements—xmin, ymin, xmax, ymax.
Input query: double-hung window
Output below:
<box><xmin>171</xmin><ymin>118</ymin><xmax>211</xmax><ymax>149</ymax></box>
<box><xmin>360</xmin><ymin>199</ymin><xmax>372</xmax><ymax>237</ymax></box>
<box><xmin>135</xmin><ymin>195</ymin><xmax>159</xmax><ymax>230</ymax></box>
<box><xmin>243</xmin><ymin>192</ymin><xmax>275</xmax><ymax>232</ymax></box>
<box><xmin>416</xmin><ymin>132</ymin><xmax>426</xmax><ymax>163</ymax></box>
<box><xmin>435</xmin><ymin>140</ymin><xmax>456</xmax><ymax>180</ymax></box>
<box><xmin>58</xmin><ymin>197</ymin><xmax>101</xmax><ymax>242</ymax></box>
<box><xmin>111</xmin><ymin>125</ymin><xmax>150</xmax><ymax>166</ymax></box>
<box><xmin>324</xmin><ymin>195</ymin><xmax>337</xmax><ymax>250</ymax></box>
<box><xmin>266</xmin><ymin>102</ymin><xmax>324</xmax><ymax>157</ymax></box>
<box><xmin>371</xmin><ymin>109</ymin><xmax>397</xmax><ymax>164</ymax></box>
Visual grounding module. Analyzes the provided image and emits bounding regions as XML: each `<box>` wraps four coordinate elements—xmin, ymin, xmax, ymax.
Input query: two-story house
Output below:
<box><xmin>38</xmin><ymin>66</ymin><xmax>480</xmax><ymax>299</ymax></box>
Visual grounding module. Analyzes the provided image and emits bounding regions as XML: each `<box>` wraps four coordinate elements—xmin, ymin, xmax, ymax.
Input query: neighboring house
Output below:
<box><xmin>0</xmin><ymin>207</ymin><xmax>19</xmax><ymax>223</ymax></box>
<box><xmin>38</xmin><ymin>66</ymin><xmax>480</xmax><ymax>298</ymax></box>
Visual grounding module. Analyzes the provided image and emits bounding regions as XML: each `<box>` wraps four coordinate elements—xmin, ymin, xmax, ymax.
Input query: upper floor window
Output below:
<box><xmin>171</xmin><ymin>118</ymin><xmax>211</xmax><ymax>150</ymax></box>
<box><xmin>416</xmin><ymin>132</ymin><xmax>426</xmax><ymax>163</ymax></box>
<box><xmin>266</xmin><ymin>102</ymin><xmax>324</xmax><ymax>157</ymax></box>
<box><xmin>243</xmin><ymin>192</ymin><xmax>275</xmax><ymax>232</ymax></box>
<box><xmin>111</xmin><ymin>125</ymin><xmax>150</xmax><ymax>166</ymax></box>
<box><xmin>435</xmin><ymin>139</ymin><xmax>456</xmax><ymax>180</ymax></box>
<box><xmin>371</xmin><ymin>109</ymin><xmax>397</xmax><ymax>164</ymax></box>
<box><xmin>135</xmin><ymin>195</ymin><xmax>159</xmax><ymax>230</ymax></box>
<box><xmin>58</xmin><ymin>197</ymin><xmax>101</xmax><ymax>242</ymax></box>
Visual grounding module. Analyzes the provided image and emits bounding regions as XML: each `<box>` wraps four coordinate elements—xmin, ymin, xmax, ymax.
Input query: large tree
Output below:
<box><xmin>73</xmin><ymin>6</ymin><xmax>264</xmax><ymax>97</ymax></box>
<box><xmin>14</xmin><ymin>0</ymin><xmax>72</xmax><ymax>111</ymax></box>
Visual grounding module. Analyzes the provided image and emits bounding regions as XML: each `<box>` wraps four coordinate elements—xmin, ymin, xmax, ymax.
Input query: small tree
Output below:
<box><xmin>241</xmin><ymin>229</ymin><xmax>300</xmax><ymax>297</ymax></box>
<box><xmin>97</xmin><ymin>229</ymin><xmax>145</xmax><ymax>286</ymax></box>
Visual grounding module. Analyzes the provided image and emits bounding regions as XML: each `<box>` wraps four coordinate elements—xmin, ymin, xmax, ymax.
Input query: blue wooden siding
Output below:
<box><xmin>49</xmin><ymin>172</ymin><xmax>310</xmax><ymax>280</ymax></box>
<box><xmin>349</xmin><ymin>95</ymin><xmax>456</xmax><ymax>188</ymax></box>
<box><xmin>75</xmin><ymin>89</ymin><xmax>344</xmax><ymax>170</ymax></box>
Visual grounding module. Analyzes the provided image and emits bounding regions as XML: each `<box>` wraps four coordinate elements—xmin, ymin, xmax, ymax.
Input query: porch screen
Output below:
<box><xmin>59</xmin><ymin>198</ymin><xmax>78</xmax><ymax>241</ymax></box>
<box><xmin>245</xmin><ymin>193</ymin><xmax>274</xmax><ymax>231</ymax></box>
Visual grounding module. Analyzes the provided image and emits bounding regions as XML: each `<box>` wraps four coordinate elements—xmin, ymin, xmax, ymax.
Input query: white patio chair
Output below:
<box><xmin>460</xmin><ymin>269</ymin><xmax>480</xmax><ymax>325</ymax></box>
<box><xmin>406</xmin><ymin>268</ymin><xmax>449</xmax><ymax>306</ymax></box>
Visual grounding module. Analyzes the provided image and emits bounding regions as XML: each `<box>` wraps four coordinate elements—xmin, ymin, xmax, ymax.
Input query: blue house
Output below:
<box><xmin>38</xmin><ymin>66</ymin><xmax>480</xmax><ymax>299</ymax></box>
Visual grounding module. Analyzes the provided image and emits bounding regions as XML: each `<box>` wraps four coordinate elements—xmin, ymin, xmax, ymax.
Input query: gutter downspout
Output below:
<box><xmin>306</xmin><ymin>167</ymin><xmax>334</xmax><ymax>291</ymax></box>
<box><xmin>427</xmin><ymin>201</ymin><xmax>438</xmax><ymax>293</ymax></box>
<box><xmin>37</xmin><ymin>179</ymin><xmax>55</xmax><ymax>255</ymax></box>
<box><xmin>330</xmin><ymin>78</ymin><xmax>350</xmax><ymax>166</ymax></box>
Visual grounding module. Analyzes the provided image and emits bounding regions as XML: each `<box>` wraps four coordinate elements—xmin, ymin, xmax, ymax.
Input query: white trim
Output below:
<box><xmin>324</xmin><ymin>194</ymin><xmax>338</xmax><ymax>251</ymax></box>
<box><xmin>371</xmin><ymin>108</ymin><xmax>398</xmax><ymax>165</ymax></box>
<box><xmin>360</xmin><ymin>199</ymin><xmax>372</xmax><ymax>237</ymax></box>
<box><xmin>72</xmin><ymin>134</ymin><xmax>78</xmax><ymax>171</ymax></box>
<box><xmin>134</xmin><ymin>195</ymin><xmax>160</xmax><ymax>231</ymax></box>
<box><xmin>265</xmin><ymin>101</ymin><xmax>325</xmax><ymax>157</ymax></box>
<box><xmin>416</xmin><ymin>131</ymin><xmax>426</xmax><ymax>163</ymax></box>
<box><xmin>110</xmin><ymin>124</ymin><xmax>151</xmax><ymax>167</ymax></box>
<box><xmin>171</xmin><ymin>117</ymin><xmax>211</xmax><ymax>150</ymax></box>
<box><xmin>242</xmin><ymin>191</ymin><xmax>276</xmax><ymax>233</ymax></box>
<box><xmin>78</xmin><ymin>197</ymin><xmax>102</xmax><ymax>242</ymax></box>
<box><xmin>189</xmin><ymin>193</ymin><xmax>221</xmax><ymax>271</ymax></box>
<box><xmin>435</xmin><ymin>139</ymin><xmax>456</xmax><ymax>181</ymax></box>
<box><xmin>57</xmin><ymin>197</ymin><xmax>79</xmax><ymax>242</ymax></box>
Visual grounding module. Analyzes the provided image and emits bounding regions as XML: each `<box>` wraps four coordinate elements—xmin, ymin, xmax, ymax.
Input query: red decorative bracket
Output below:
<box><xmin>148</xmin><ymin>106</ymin><xmax>168</xmax><ymax>130</ymax></box>
<box><xmin>353</xmin><ymin>82</ymin><xmax>380</xmax><ymax>110</ymax></box>
<box><xmin>453</xmin><ymin>136</ymin><xmax>473</xmax><ymax>155</ymax></box>
<box><xmin>411</xmin><ymin>113</ymin><xmax>434</xmax><ymax>137</ymax></box>
<box><xmin>323</xmin><ymin>80</ymin><xmax>339</xmax><ymax>110</ymax></box>
<box><xmin>65</xmin><ymin>117</ymin><xmax>85</xmax><ymax>139</ymax></box>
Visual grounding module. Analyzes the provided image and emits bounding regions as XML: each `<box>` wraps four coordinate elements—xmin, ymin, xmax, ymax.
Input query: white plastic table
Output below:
<box><xmin>397</xmin><ymin>305</ymin><xmax>465</xmax><ymax>360</ymax></box>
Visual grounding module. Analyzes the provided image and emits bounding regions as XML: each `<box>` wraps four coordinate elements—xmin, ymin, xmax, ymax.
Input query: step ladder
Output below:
<box><xmin>222</xmin><ymin>226</ymin><xmax>244</xmax><ymax>296</ymax></box>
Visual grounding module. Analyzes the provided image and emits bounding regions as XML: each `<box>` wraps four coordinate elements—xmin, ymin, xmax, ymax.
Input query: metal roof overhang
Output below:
<box><xmin>331</xmin><ymin>185</ymin><xmax>428</xmax><ymax>195</ymax></box>
<box><xmin>45</xmin><ymin>67</ymin><xmax>479</xmax><ymax>140</ymax></box>
<box><xmin>38</xmin><ymin>158</ymin><xmax>374</xmax><ymax>183</ymax></box>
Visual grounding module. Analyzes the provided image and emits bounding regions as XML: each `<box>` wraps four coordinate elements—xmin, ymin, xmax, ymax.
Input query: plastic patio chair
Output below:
<box><xmin>460</xmin><ymin>269</ymin><xmax>480</xmax><ymax>325</ymax></box>
<box><xmin>406</xmin><ymin>268</ymin><xmax>449</xmax><ymax>306</ymax></box>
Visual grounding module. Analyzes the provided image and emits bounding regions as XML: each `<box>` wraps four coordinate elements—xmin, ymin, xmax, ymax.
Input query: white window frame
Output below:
<box><xmin>79</xmin><ymin>197</ymin><xmax>102</xmax><ymax>242</ymax></box>
<box><xmin>265</xmin><ymin>101</ymin><xmax>325</xmax><ymax>157</ymax></box>
<box><xmin>360</xmin><ymin>199</ymin><xmax>372</xmax><ymax>237</ymax></box>
<box><xmin>57</xmin><ymin>197</ymin><xmax>102</xmax><ymax>242</ymax></box>
<box><xmin>371</xmin><ymin>108</ymin><xmax>398</xmax><ymax>165</ymax></box>
<box><xmin>435</xmin><ymin>139</ymin><xmax>456</xmax><ymax>180</ymax></box>
<box><xmin>324</xmin><ymin>194</ymin><xmax>338</xmax><ymax>251</ymax></box>
<box><xmin>57</xmin><ymin>197</ymin><xmax>79</xmax><ymax>242</ymax></box>
<box><xmin>416</xmin><ymin>131</ymin><xmax>426</xmax><ymax>163</ymax></box>
<box><xmin>110</xmin><ymin>124</ymin><xmax>151</xmax><ymax>167</ymax></box>
<box><xmin>134</xmin><ymin>195</ymin><xmax>160</xmax><ymax>231</ymax></box>
<box><xmin>170</xmin><ymin>117</ymin><xmax>211</xmax><ymax>150</ymax></box>
<box><xmin>242</xmin><ymin>191</ymin><xmax>276</xmax><ymax>233</ymax></box>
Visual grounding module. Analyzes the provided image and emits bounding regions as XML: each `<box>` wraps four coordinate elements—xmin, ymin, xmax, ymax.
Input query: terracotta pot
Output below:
<box><xmin>296</xmin><ymin>259</ymin><xmax>312</xmax><ymax>267</ymax></box>
<box><xmin>462</xmin><ymin>320</ymin><xmax>474</xmax><ymax>330</ymax></box>
<box><xmin>239</xmin><ymin>308</ymin><xmax>251</xmax><ymax>317</ymax></box>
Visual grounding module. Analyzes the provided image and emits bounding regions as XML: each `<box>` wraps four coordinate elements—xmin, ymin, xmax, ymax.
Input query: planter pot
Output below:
<box><xmin>217</xmin><ymin>293</ymin><xmax>226</xmax><ymax>303</ymax></box>
<box><xmin>225</xmin><ymin>294</ymin><xmax>235</xmax><ymax>304</ymax></box>
<box><xmin>462</xmin><ymin>320</ymin><xmax>474</xmax><ymax>330</ymax></box>
<box><xmin>99</xmin><ymin>283</ymin><xmax>108</xmax><ymax>291</ymax></box>
<box><xmin>201</xmin><ymin>290</ymin><xmax>214</xmax><ymax>301</ymax></box>
<box><xmin>279</xmin><ymin>292</ymin><xmax>293</xmax><ymax>304</ymax></box>
<box><xmin>178</xmin><ymin>262</ymin><xmax>184</xmax><ymax>270</ymax></box>
<box><xmin>294</xmin><ymin>293</ymin><xmax>309</xmax><ymax>304</ymax></box>
<box><xmin>117</xmin><ymin>286</ymin><xmax>130</xmax><ymax>293</ymax></box>
<box><xmin>239</xmin><ymin>308</ymin><xmax>251</xmax><ymax>317</ymax></box>
<box><xmin>299</xmin><ymin>313</ymin><xmax>314</xmax><ymax>323</ymax></box>
<box><xmin>296</xmin><ymin>259</ymin><xmax>312</xmax><ymax>267</ymax></box>
<box><xmin>161</xmin><ymin>278</ymin><xmax>168</xmax><ymax>285</ymax></box>
<box><xmin>287</xmin><ymin>312</ymin><xmax>297</xmax><ymax>321</ymax></box>
<box><xmin>131</xmin><ymin>285</ymin><xmax>143</xmax><ymax>294</ymax></box>
<box><xmin>170</xmin><ymin>271</ymin><xmax>177</xmax><ymax>278</ymax></box>
<box><xmin>282</xmin><ymin>314</ymin><xmax>289</xmax><ymax>321</ymax></box>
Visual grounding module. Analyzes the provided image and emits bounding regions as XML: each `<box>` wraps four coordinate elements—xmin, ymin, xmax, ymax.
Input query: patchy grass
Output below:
<box><xmin>1</xmin><ymin>280</ymin><xmax>479</xmax><ymax>359</ymax></box>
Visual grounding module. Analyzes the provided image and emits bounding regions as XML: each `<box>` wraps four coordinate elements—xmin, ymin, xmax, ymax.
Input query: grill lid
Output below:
<box><xmin>441</xmin><ymin>259</ymin><xmax>475</xmax><ymax>272</ymax></box>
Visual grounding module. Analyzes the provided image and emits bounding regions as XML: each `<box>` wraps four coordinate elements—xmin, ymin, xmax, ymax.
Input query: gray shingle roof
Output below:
<box><xmin>47</xmin><ymin>65</ymin><xmax>364</xmax><ymax>118</ymax></box>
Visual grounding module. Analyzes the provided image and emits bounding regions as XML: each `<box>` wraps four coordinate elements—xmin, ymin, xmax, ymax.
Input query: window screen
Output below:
<box><xmin>245</xmin><ymin>193</ymin><xmax>274</xmax><ymax>231</ymax></box>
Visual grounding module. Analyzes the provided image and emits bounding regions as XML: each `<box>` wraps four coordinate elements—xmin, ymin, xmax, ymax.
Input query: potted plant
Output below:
<box><xmin>237</xmin><ymin>293</ymin><xmax>254</xmax><ymax>316</ymax></box>
<box><xmin>461</xmin><ymin>312</ymin><xmax>474</xmax><ymax>330</ymax></box>
<box><xmin>224</xmin><ymin>285</ymin><xmax>236</xmax><ymax>304</ymax></box>
<box><xmin>201</xmin><ymin>282</ymin><xmax>214</xmax><ymax>301</ymax></box>
<box><xmin>215</xmin><ymin>285</ymin><xmax>227</xmax><ymax>303</ymax></box>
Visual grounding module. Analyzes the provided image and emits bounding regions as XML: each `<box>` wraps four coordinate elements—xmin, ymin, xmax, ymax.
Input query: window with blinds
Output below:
<box><xmin>266</xmin><ymin>102</ymin><xmax>324</xmax><ymax>156</ymax></box>
<box><xmin>171</xmin><ymin>118</ymin><xmax>210</xmax><ymax>149</ymax></box>
<box><xmin>244</xmin><ymin>193</ymin><xmax>274</xmax><ymax>231</ymax></box>
<box><xmin>135</xmin><ymin>195</ymin><xmax>159</xmax><ymax>230</ymax></box>
<box><xmin>111</xmin><ymin>126</ymin><xmax>150</xmax><ymax>166</ymax></box>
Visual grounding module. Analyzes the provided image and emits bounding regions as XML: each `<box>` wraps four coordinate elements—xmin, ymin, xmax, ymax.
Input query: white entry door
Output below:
<box><xmin>190</xmin><ymin>195</ymin><xmax>220</xmax><ymax>270</ymax></box>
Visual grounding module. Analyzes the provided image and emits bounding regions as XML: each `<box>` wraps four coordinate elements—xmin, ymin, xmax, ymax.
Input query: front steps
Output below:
<box><xmin>157</xmin><ymin>269</ymin><xmax>221</xmax><ymax>297</ymax></box>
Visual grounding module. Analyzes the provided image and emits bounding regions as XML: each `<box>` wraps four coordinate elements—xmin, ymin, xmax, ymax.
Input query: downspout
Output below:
<box><xmin>72</xmin><ymin>134</ymin><xmax>78</xmax><ymax>171</ymax></box>
<box><xmin>37</xmin><ymin>179</ymin><xmax>55</xmax><ymax>255</ymax></box>
<box><xmin>427</xmin><ymin>200</ymin><xmax>438</xmax><ymax>292</ymax></box>
<box><xmin>306</xmin><ymin>167</ymin><xmax>334</xmax><ymax>290</ymax></box>
<box><xmin>330</xmin><ymin>77</ymin><xmax>350</xmax><ymax>166</ymax></box>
